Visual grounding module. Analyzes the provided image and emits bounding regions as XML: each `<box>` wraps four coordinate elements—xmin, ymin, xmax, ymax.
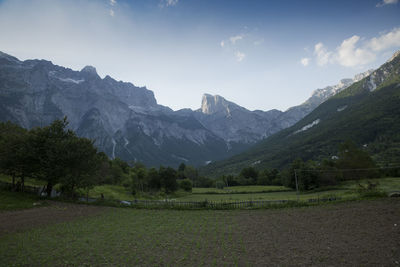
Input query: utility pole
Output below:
<box><xmin>294</xmin><ymin>169</ymin><xmax>299</xmax><ymax>201</ymax></box>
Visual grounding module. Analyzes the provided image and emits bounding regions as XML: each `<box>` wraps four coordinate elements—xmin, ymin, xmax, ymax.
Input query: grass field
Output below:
<box><xmin>192</xmin><ymin>185</ymin><xmax>289</xmax><ymax>194</ymax></box>
<box><xmin>0</xmin><ymin>207</ymin><xmax>244</xmax><ymax>266</ymax></box>
<box><xmin>0</xmin><ymin>190</ymin><xmax>45</xmax><ymax>211</ymax></box>
<box><xmin>0</xmin><ymin>193</ymin><xmax>399</xmax><ymax>266</ymax></box>
<box><xmin>177</xmin><ymin>177</ymin><xmax>400</xmax><ymax>202</ymax></box>
<box><xmin>0</xmin><ymin>174</ymin><xmax>46</xmax><ymax>187</ymax></box>
<box><xmin>2</xmin><ymin>175</ymin><xmax>399</xmax><ymax>203</ymax></box>
<box><xmin>176</xmin><ymin>189</ymin><xmax>353</xmax><ymax>202</ymax></box>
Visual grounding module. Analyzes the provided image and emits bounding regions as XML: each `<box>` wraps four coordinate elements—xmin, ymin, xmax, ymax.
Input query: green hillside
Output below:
<box><xmin>202</xmin><ymin>52</ymin><xmax>400</xmax><ymax>177</ymax></box>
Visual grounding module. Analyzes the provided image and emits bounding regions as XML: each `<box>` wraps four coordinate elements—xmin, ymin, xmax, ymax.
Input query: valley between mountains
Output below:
<box><xmin>0</xmin><ymin>50</ymin><xmax>387</xmax><ymax>170</ymax></box>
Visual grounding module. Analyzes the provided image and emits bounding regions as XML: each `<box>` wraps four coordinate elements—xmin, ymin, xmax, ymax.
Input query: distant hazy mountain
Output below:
<box><xmin>194</xmin><ymin>69</ymin><xmax>374</xmax><ymax>145</ymax></box>
<box><xmin>0</xmin><ymin>50</ymin><xmax>378</xmax><ymax>167</ymax></box>
<box><xmin>201</xmin><ymin>50</ymin><xmax>400</xmax><ymax>177</ymax></box>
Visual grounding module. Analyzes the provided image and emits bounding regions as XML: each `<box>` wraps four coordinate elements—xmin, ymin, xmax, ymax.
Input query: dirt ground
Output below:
<box><xmin>0</xmin><ymin>201</ymin><xmax>108</xmax><ymax>236</ymax></box>
<box><xmin>0</xmin><ymin>199</ymin><xmax>399</xmax><ymax>266</ymax></box>
<box><xmin>237</xmin><ymin>198</ymin><xmax>400</xmax><ymax>266</ymax></box>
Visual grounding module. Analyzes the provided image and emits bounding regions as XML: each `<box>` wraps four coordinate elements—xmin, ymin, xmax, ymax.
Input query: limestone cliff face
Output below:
<box><xmin>0</xmin><ymin>52</ymin><xmax>230</xmax><ymax>167</ymax></box>
<box><xmin>196</xmin><ymin>94</ymin><xmax>283</xmax><ymax>144</ymax></box>
<box><xmin>0</xmin><ymin>50</ymin><xmax>384</xmax><ymax>167</ymax></box>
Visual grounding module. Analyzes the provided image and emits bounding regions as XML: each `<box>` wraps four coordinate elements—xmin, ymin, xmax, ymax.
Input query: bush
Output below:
<box><xmin>215</xmin><ymin>181</ymin><xmax>224</xmax><ymax>189</ymax></box>
<box><xmin>178</xmin><ymin>179</ymin><xmax>192</xmax><ymax>192</ymax></box>
<box><xmin>356</xmin><ymin>181</ymin><xmax>387</xmax><ymax>198</ymax></box>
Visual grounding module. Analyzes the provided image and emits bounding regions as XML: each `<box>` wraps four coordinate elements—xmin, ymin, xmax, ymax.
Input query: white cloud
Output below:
<box><xmin>234</xmin><ymin>51</ymin><xmax>245</xmax><ymax>62</ymax></box>
<box><xmin>368</xmin><ymin>27</ymin><xmax>400</xmax><ymax>51</ymax></box>
<box><xmin>110</xmin><ymin>9</ymin><xmax>115</xmax><ymax>17</ymax></box>
<box><xmin>314</xmin><ymin>42</ymin><xmax>332</xmax><ymax>66</ymax></box>
<box><xmin>300</xmin><ymin>57</ymin><xmax>310</xmax><ymax>66</ymax></box>
<box><xmin>109</xmin><ymin>0</ymin><xmax>117</xmax><ymax>6</ymax></box>
<box><xmin>310</xmin><ymin>28</ymin><xmax>400</xmax><ymax>68</ymax></box>
<box><xmin>159</xmin><ymin>0</ymin><xmax>179</xmax><ymax>7</ymax></box>
<box><xmin>376</xmin><ymin>0</ymin><xmax>398</xmax><ymax>7</ymax></box>
<box><xmin>230</xmin><ymin>35</ymin><xmax>243</xmax><ymax>44</ymax></box>
<box><xmin>220</xmin><ymin>41</ymin><xmax>225</xmax><ymax>47</ymax></box>
<box><xmin>335</xmin><ymin>35</ymin><xmax>376</xmax><ymax>67</ymax></box>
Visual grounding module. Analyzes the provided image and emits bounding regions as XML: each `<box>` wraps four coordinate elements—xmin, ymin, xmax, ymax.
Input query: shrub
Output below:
<box><xmin>179</xmin><ymin>179</ymin><xmax>193</xmax><ymax>192</ymax></box>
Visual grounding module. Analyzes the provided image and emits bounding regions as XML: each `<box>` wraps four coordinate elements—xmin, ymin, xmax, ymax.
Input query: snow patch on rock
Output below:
<box><xmin>171</xmin><ymin>154</ymin><xmax>188</xmax><ymax>162</ymax></box>
<box><xmin>337</xmin><ymin>105</ymin><xmax>347</xmax><ymax>112</ymax></box>
<box><xmin>58</xmin><ymin>77</ymin><xmax>85</xmax><ymax>84</ymax></box>
<box><xmin>365</xmin><ymin>74</ymin><xmax>377</xmax><ymax>91</ymax></box>
<box><xmin>294</xmin><ymin>119</ymin><xmax>320</xmax><ymax>134</ymax></box>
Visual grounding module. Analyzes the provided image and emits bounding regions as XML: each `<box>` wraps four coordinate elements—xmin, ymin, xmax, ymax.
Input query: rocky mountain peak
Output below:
<box><xmin>81</xmin><ymin>65</ymin><xmax>98</xmax><ymax>76</ymax></box>
<box><xmin>387</xmin><ymin>50</ymin><xmax>400</xmax><ymax>63</ymax></box>
<box><xmin>201</xmin><ymin>94</ymin><xmax>233</xmax><ymax>115</ymax></box>
<box><xmin>0</xmin><ymin>51</ymin><xmax>20</xmax><ymax>64</ymax></box>
<box><xmin>353</xmin><ymin>69</ymin><xmax>374</xmax><ymax>82</ymax></box>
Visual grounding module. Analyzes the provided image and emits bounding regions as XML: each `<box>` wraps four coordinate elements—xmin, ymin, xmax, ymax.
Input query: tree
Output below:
<box><xmin>0</xmin><ymin>122</ymin><xmax>34</xmax><ymax>191</ymax></box>
<box><xmin>178</xmin><ymin>179</ymin><xmax>192</xmax><ymax>192</ymax></box>
<box><xmin>29</xmin><ymin>117</ymin><xmax>76</xmax><ymax>196</ymax></box>
<box><xmin>282</xmin><ymin>158</ymin><xmax>319</xmax><ymax>191</ymax></box>
<box><xmin>239</xmin><ymin>167</ymin><xmax>258</xmax><ymax>185</ymax></box>
<box><xmin>132</xmin><ymin>164</ymin><xmax>147</xmax><ymax>193</ymax></box>
<box><xmin>147</xmin><ymin>168</ymin><xmax>161</xmax><ymax>191</ymax></box>
<box><xmin>159</xmin><ymin>166</ymin><xmax>178</xmax><ymax>193</ymax></box>
<box><xmin>59</xmin><ymin>136</ymin><xmax>101</xmax><ymax>198</ymax></box>
<box><xmin>336</xmin><ymin>141</ymin><xmax>377</xmax><ymax>180</ymax></box>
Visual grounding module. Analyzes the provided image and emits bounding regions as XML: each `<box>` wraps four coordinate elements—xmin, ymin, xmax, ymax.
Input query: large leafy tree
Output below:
<box><xmin>60</xmin><ymin>137</ymin><xmax>101</xmax><ymax>197</ymax></box>
<box><xmin>0</xmin><ymin>122</ymin><xmax>34</xmax><ymax>190</ymax></box>
<box><xmin>159</xmin><ymin>166</ymin><xmax>178</xmax><ymax>193</ymax></box>
<box><xmin>30</xmin><ymin>117</ymin><xmax>77</xmax><ymax>196</ymax></box>
<box><xmin>336</xmin><ymin>140</ymin><xmax>377</xmax><ymax>180</ymax></box>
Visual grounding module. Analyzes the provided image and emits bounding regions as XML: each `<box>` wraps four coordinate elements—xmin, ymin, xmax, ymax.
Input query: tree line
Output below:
<box><xmin>0</xmin><ymin>118</ymin><xmax>202</xmax><ymax>198</ymax></box>
<box><xmin>217</xmin><ymin>141</ymin><xmax>393</xmax><ymax>191</ymax></box>
<box><xmin>1</xmin><ymin>117</ymin><xmax>393</xmax><ymax>198</ymax></box>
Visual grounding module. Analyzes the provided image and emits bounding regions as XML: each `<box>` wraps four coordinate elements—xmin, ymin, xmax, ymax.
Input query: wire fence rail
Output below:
<box><xmin>78</xmin><ymin>196</ymin><xmax>342</xmax><ymax>210</ymax></box>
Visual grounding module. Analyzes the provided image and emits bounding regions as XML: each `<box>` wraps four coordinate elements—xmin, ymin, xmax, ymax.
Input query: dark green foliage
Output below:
<box><xmin>159</xmin><ymin>166</ymin><xmax>178</xmax><ymax>193</ymax></box>
<box><xmin>239</xmin><ymin>167</ymin><xmax>258</xmax><ymax>185</ymax></box>
<box><xmin>178</xmin><ymin>162</ymin><xmax>186</xmax><ymax>172</ymax></box>
<box><xmin>194</xmin><ymin>176</ymin><xmax>215</xmax><ymax>188</ymax></box>
<box><xmin>178</xmin><ymin>178</ymin><xmax>193</xmax><ymax>192</ymax></box>
<box><xmin>0</xmin><ymin>118</ymin><xmax>106</xmax><ymax>197</ymax></box>
<box><xmin>356</xmin><ymin>181</ymin><xmax>387</xmax><ymax>198</ymax></box>
<box><xmin>0</xmin><ymin>122</ymin><xmax>33</xmax><ymax>190</ymax></box>
<box><xmin>147</xmin><ymin>168</ymin><xmax>161</xmax><ymax>191</ymax></box>
<box><xmin>215</xmin><ymin>180</ymin><xmax>224</xmax><ymax>189</ymax></box>
<box><xmin>257</xmin><ymin>169</ymin><xmax>281</xmax><ymax>185</ymax></box>
<box><xmin>336</xmin><ymin>140</ymin><xmax>377</xmax><ymax>180</ymax></box>
<box><xmin>281</xmin><ymin>159</ymin><xmax>320</xmax><ymax>190</ymax></box>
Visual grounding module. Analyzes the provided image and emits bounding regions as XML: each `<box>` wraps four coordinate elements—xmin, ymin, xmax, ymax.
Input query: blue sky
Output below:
<box><xmin>0</xmin><ymin>0</ymin><xmax>399</xmax><ymax>111</ymax></box>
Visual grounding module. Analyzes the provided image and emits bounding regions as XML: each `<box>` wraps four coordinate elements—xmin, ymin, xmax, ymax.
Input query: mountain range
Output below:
<box><xmin>0</xmin><ymin>50</ymin><xmax>378</xmax><ymax>167</ymax></box>
<box><xmin>202</xmin><ymin>50</ymin><xmax>400</xmax><ymax>177</ymax></box>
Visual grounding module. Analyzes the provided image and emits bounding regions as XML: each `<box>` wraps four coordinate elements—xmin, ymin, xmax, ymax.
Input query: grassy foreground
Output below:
<box><xmin>0</xmin><ymin>208</ymin><xmax>244</xmax><ymax>266</ymax></box>
<box><xmin>0</xmin><ymin>194</ymin><xmax>399</xmax><ymax>266</ymax></box>
<box><xmin>0</xmin><ymin>190</ymin><xmax>45</xmax><ymax>211</ymax></box>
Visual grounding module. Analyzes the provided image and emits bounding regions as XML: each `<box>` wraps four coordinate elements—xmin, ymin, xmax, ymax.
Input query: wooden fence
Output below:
<box><xmin>80</xmin><ymin>196</ymin><xmax>341</xmax><ymax>210</ymax></box>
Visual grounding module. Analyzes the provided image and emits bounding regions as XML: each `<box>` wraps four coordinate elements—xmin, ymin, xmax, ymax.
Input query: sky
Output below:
<box><xmin>0</xmin><ymin>0</ymin><xmax>399</xmax><ymax>112</ymax></box>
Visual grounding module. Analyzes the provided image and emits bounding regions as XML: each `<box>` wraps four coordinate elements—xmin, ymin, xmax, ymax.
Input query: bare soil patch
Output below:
<box><xmin>236</xmin><ymin>198</ymin><xmax>400</xmax><ymax>266</ymax></box>
<box><xmin>0</xmin><ymin>201</ymin><xmax>109</xmax><ymax>236</ymax></box>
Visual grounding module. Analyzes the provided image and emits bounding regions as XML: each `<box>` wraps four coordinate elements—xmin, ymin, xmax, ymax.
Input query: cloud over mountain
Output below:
<box><xmin>312</xmin><ymin>28</ymin><xmax>400</xmax><ymax>67</ymax></box>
